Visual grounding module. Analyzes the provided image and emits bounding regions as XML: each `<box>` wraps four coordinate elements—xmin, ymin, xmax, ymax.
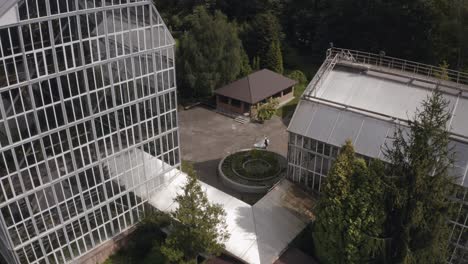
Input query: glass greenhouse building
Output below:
<box><xmin>0</xmin><ymin>0</ymin><xmax>179</xmax><ymax>263</ymax></box>
<box><xmin>287</xmin><ymin>48</ymin><xmax>468</xmax><ymax>263</ymax></box>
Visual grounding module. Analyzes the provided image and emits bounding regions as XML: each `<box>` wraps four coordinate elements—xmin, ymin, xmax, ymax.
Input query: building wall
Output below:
<box><xmin>216</xmin><ymin>95</ymin><xmax>250</xmax><ymax>115</ymax></box>
<box><xmin>287</xmin><ymin>132</ymin><xmax>468</xmax><ymax>263</ymax></box>
<box><xmin>0</xmin><ymin>1</ymin><xmax>179</xmax><ymax>264</ymax></box>
<box><xmin>274</xmin><ymin>86</ymin><xmax>294</xmax><ymax>105</ymax></box>
<box><xmin>74</xmin><ymin>226</ymin><xmax>136</xmax><ymax>264</ymax></box>
<box><xmin>215</xmin><ymin>86</ymin><xmax>294</xmax><ymax>116</ymax></box>
<box><xmin>287</xmin><ymin>133</ymin><xmax>339</xmax><ymax>193</ymax></box>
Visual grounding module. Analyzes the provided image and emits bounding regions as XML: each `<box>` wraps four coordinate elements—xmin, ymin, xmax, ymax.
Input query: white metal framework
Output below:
<box><xmin>288</xmin><ymin>48</ymin><xmax>468</xmax><ymax>263</ymax></box>
<box><xmin>0</xmin><ymin>1</ymin><xmax>179</xmax><ymax>263</ymax></box>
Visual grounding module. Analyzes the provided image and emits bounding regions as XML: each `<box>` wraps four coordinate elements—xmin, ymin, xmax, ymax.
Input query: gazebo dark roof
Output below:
<box><xmin>215</xmin><ymin>69</ymin><xmax>297</xmax><ymax>104</ymax></box>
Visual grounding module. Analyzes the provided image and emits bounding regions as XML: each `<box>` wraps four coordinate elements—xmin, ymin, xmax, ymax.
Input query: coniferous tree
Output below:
<box><xmin>243</xmin><ymin>12</ymin><xmax>281</xmax><ymax>65</ymax></box>
<box><xmin>313</xmin><ymin>141</ymin><xmax>386</xmax><ymax>264</ymax></box>
<box><xmin>161</xmin><ymin>163</ymin><xmax>229</xmax><ymax>263</ymax></box>
<box><xmin>434</xmin><ymin>61</ymin><xmax>450</xmax><ymax>80</ymax></box>
<box><xmin>252</xmin><ymin>56</ymin><xmax>261</xmax><ymax>71</ymax></box>
<box><xmin>345</xmin><ymin>160</ymin><xmax>387</xmax><ymax>263</ymax></box>
<box><xmin>383</xmin><ymin>89</ymin><xmax>454</xmax><ymax>264</ymax></box>
<box><xmin>264</xmin><ymin>39</ymin><xmax>284</xmax><ymax>74</ymax></box>
<box><xmin>313</xmin><ymin>141</ymin><xmax>354</xmax><ymax>264</ymax></box>
<box><xmin>238</xmin><ymin>47</ymin><xmax>252</xmax><ymax>78</ymax></box>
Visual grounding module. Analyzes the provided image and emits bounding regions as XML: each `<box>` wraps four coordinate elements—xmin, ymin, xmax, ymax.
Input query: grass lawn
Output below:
<box><xmin>276</xmin><ymin>82</ymin><xmax>307</xmax><ymax>119</ymax></box>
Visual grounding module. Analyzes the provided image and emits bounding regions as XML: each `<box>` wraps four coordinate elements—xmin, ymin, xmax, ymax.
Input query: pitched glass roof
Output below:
<box><xmin>288</xmin><ymin>100</ymin><xmax>468</xmax><ymax>187</ymax></box>
<box><xmin>315</xmin><ymin>66</ymin><xmax>465</xmax><ymax>135</ymax></box>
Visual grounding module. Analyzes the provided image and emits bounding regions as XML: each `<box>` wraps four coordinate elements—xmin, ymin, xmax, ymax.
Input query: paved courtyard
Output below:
<box><xmin>178</xmin><ymin>106</ymin><xmax>289</xmax><ymax>202</ymax></box>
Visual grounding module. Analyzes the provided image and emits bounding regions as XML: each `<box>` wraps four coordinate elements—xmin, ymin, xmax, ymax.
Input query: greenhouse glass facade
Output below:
<box><xmin>0</xmin><ymin>0</ymin><xmax>179</xmax><ymax>263</ymax></box>
<box><xmin>287</xmin><ymin>48</ymin><xmax>468</xmax><ymax>263</ymax></box>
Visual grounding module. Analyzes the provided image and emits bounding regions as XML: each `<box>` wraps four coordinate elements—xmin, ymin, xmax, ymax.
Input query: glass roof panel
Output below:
<box><xmin>354</xmin><ymin>117</ymin><xmax>392</xmax><ymax>158</ymax></box>
<box><xmin>306</xmin><ymin>105</ymin><xmax>341</xmax><ymax>142</ymax></box>
<box><xmin>288</xmin><ymin>100</ymin><xmax>316</xmax><ymax>136</ymax></box>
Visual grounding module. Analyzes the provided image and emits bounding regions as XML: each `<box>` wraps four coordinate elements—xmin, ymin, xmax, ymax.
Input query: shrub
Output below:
<box><xmin>287</xmin><ymin>70</ymin><xmax>307</xmax><ymax>84</ymax></box>
<box><xmin>103</xmin><ymin>210</ymin><xmax>170</xmax><ymax>264</ymax></box>
<box><xmin>230</xmin><ymin>150</ymin><xmax>281</xmax><ymax>180</ymax></box>
<box><xmin>256</xmin><ymin>98</ymin><xmax>279</xmax><ymax>121</ymax></box>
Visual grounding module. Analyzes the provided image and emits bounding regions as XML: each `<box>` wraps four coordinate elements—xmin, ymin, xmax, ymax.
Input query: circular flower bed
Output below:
<box><xmin>218</xmin><ymin>149</ymin><xmax>286</xmax><ymax>193</ymax></box>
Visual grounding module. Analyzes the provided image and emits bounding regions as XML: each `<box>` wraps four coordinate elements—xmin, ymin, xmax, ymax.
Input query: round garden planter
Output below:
<box><xmin>218</xmin><ymin>149</ymin><xmax>287</xmax><ymax>194</ymax></box>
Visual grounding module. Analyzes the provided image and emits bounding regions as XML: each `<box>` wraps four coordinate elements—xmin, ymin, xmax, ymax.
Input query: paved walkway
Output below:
<box><xmin>178</xmin><ymin>106</ymin><xmax>290</xmax><ymax>202</ymax></box>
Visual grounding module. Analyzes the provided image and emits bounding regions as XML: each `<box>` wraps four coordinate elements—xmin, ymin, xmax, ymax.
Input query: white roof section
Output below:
<box><xmin>314</xmin><ymin>66</ymin><xmax>468</xmax><ymax>137</ymax></box>
<box><xmin>0</xmin><ymin>1</ymin><xmax>18</xmax><ymax>27</ymax></box>
<box><xmin>110</xmin><ymin>148</ymin><xmax>315</xmax><ymax>263</ymax></box>
<box><xmin>149</xmin><ymin>172</ymin><xmax>315</xmax><ymax>264</ymax></box>
<box><xmin>0</xmin><ymin>0</ymin><xmax>17</xmax><ymax>16</ymax></box>
<box><xmin>107</xmin><ymin>148</ymin><xmax>178</xmax><ymax>200</ymax></box>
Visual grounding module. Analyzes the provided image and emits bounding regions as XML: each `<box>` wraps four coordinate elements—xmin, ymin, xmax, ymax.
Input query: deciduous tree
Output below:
<box><xmin>255</xmin><ymin>98</ymin><xmax>279</xmax><ymax>121</ymax></box>
<box><xmin>177</xmin><ymin>6</ymin><xmax>243</xmax><ymax>98</ymax></box>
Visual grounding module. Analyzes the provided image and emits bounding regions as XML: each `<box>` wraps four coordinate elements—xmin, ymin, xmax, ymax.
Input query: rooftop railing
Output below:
<box><xmin>303</xmin><ymin>51</ymin><xmax>340</xmax><ymax>98</ymax></box>
<box><xmin>327</xmin><ymin>48</ymin><xmax>468</xmax><ymax>87</ymax></box>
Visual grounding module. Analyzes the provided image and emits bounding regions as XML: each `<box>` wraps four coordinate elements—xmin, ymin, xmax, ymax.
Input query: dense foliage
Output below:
<box><xmin>263</xmin><ymin>39</ymin><xmax>284</xmax><ymax>74</ymax></box>
<box><xmin>230</xmin><ymin>149</ymin><xmax>282</xmax><ymax>180</ymax></box>
<box><xmin>314</xmin><ymin>90</ymin><xmax>455</xmax><ymax>263</ymax></box>
<box><xmin>103</xmin><ymin>211</ymin><xmax>172</xmax><ymax>264</ymax></box>
<box><xmin>157</xmin><ymin>0</ymin><xmax>468</xmax><ymax>96</ymax></box>
<box><xmin>161</xmin><ymin>162</ymin><xmax>229</xmax><ymax>263</ymax></box>
<box><xmin>176</xmin><ymin>6</ymin><xmax>243</xmax><ymax>98</ymax></box>
<box><xmin>255</xmin><ymin>98</ymin><xmax>279</xmax><ymax>121</ymax></box>
<box><xmin>287</xmin><ymin>70</ymin><xmax>307</xmax><ymax>85</ymax></box>
<box><xmin>383</xmin><ymin>89</ymin><xmax>455</xmax><ymax>263</ymax></box>
<box><xmin>243</xmin><ymin>12</ymin><xmax>284</xmax><ymax>72</ymax></box>
<box><xmin>313</xmin><ymin>141</ymin><xmax>386</xmax><ymax>264</ymax></box>
<box><xmin>281</xmin><ymin>0</ymin><xmax>468</xmax><ymax>69</ymax></box>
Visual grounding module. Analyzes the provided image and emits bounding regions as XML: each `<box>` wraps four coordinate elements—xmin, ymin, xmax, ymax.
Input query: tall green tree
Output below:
<box><xmin>214</xmin><ymin>0</ymin><xmax>281</xmax><ymax>21</ymax></box>
<box><xmin>177</xmin><ymin>6</ymin><xmax>243</xmax><ymax>98</ymax></box>
<box><xmin>383</xmin><ymin>89</ymin><xmax>455</xmax><ymax>263</ymax></box>
<box><xmin>252</xmin><ymin>56</ymin><xmax>261</xmax><ymax>71</ymax></box>
<box><xmin>263</xmin><ymin>39</ymin><xmax>284</xmax><ymax>74</ymax></box>
<box><xmin>431</xmin><ymin>0</ymin><xmax>468</xmax><ymax>71</ymax></box>
<box><xmin>161</xmin><ymin>162</ymin><xmax>229</xmax><ymax>263</ymax></box>
<box><xmin>243</xmin><ymin>12</ymin><xmax>282</xmax><ymax>65</ymax></box>
<box><xmin>238</xmin><ymin>47</ymin><xmax>252</xmax><ymax>78</ymax></box>
<box><xmin>313</xmin><ymin>141</ymin><xmax>386</xmax><ymax>264</ymax></box>
<box><xmin>281</xmin><ymin>0</ymin><xmax>455</xmax><ymax>64</ymax></box>
<box><xmin>434</xmin><ymin>61</ymin><xmax>450</xmax><ymax>81</ymax></box>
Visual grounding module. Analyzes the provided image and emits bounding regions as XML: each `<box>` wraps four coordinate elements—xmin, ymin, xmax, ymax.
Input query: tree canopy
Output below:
<box><xmin>383</xmin><ymin>89</ymin><xmax>455</xmax><ymax>263</ymax></box>
<box><xmin>313</xmin><ymin>141</ymin><xmax>386</xmax><ymax>264</ymax></box>
<box><xmin>314</xmin><ymin>89</ymin><xmax>456</xmax><ymax>263</ymax></box>
<box><xmin>157</xmin><ymin>0</ymin><xmax>468</xmax><ymax>100</ymax></box>
<box><xmin>161</xmin><ymin>162</ymin><xmax>229</xmax><ymax>263</ymax></box>
<box><xmin>177</xmin><ymin>6</ymin><xmax>244</xmax><ymax>98</ymax></box>
<box><xmin>263</xmin><ymin>39</ymin><xmax>284</xmax><ymax>74</ymax></box>
<box><xmin>280</xmin><ymin>0</ymin><xmax>468</xmax><ymax>69</ymax></box>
